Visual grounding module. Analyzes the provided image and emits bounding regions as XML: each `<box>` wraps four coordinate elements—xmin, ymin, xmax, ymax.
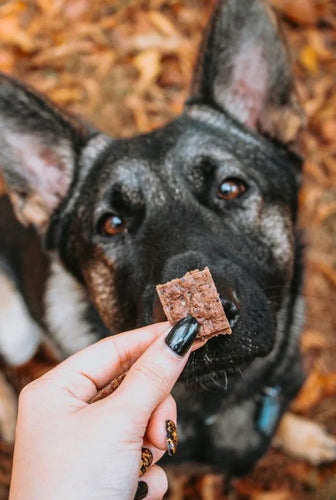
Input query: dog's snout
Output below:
<box><xmin>155</xmin><ymin>252</ymin><xmax>242</xmax><ymax>329</ymax></box>
<box><xmin>221</xmin><ymin>298</ymin><xmax>240</xmax><ymax>328</ymax></box>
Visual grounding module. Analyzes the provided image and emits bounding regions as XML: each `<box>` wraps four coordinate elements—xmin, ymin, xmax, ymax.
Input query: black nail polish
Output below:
<box><xmin>134</xmin><ymin>481</ymin><xmax>148</xmax><ymax>500</ymax></box>
<box><xmin>139</xmin><ymin>448</ymin><xmax>153</xmax><ymax>477</ymax></box>
<box><xmin>165</xmin><ymin>316</ymin><xmax>199</xmax><ymax>356</ymax></box>
<box><xmin>166</xmin><ymin>419</ymin><xmax>178</xmax><ymax>456</ymax></box>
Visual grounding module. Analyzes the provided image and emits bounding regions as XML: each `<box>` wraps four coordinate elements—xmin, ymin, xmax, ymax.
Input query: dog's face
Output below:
<box><xmin>52</xmin><ymin>108</ymin><xmax>300</xmax><ymax>394</ymax></box>
<box><xmin>0</xmin><ymin>0</ymin><xmax>304</xmax><ymax>394</ymax></box>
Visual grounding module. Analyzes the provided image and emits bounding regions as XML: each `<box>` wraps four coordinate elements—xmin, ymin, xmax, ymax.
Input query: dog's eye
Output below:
<box><xmin>217</xmin><ymin>178</ymin><xmax>247</xmax><ymax>201</ymax></box>
<box><xmin>98</xmin><ymin>214</ymin><xmax>127</xmax><ymax>237</ymax></box>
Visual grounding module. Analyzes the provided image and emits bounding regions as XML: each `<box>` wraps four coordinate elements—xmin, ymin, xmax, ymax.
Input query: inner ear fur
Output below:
<box><xmin>0</xmin><ymin>73</ymin><xmax>88</xmax><ymax>232</ymax></box>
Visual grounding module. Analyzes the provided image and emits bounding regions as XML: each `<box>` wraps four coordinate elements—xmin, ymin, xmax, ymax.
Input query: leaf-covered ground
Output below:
<box><xmin>0</xmin><ymin>0</ymin><xmax>335</xmax><ymax>498</ymax></box>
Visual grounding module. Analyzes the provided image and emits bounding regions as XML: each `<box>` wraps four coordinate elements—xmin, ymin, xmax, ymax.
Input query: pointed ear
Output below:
<box><xmin>189</xmin><ymin>0</ymin><xmax>305</xmax><ymax>146</ymax></box>
<box><xmin>0</xmin><ymin>73</ymin><xmax>88</xmax><ymax>232</ymax></box>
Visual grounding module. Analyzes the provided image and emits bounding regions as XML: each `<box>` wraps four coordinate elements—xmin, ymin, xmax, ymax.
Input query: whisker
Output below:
<box><xmin>223</xmin><ymin>369</ymin><xmax>228</xmax><ymax>391</ymax></box>
<box><xmin>203</xmin><ymin>352</ymin><xmax>229</xmax><ymax>391</ymax></box>
<box><xmin>262</xmin><ymin>285</ymin><xmax>336</xmax><ymax>304</ymax></box>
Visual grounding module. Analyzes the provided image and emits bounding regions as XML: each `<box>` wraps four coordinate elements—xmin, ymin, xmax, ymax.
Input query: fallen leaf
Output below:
<box><xmin>300</xmin><ymin>45</ymin><xmax>318</xmax><ymax>72</ymax></box>
<box><xmin>270</xmin><ymin>0</ymin><xmax>322</xmax><ymax>25</ymax></box>
<box><xmin>148</xmin><ymin>10</ymin><xmax>179</xmax><ymax>37</ymax></box>
<box><xmin>0</xmin><ymin>17</ymin><xmax>36</xmax><ymax>53</ymax></box>
<box><xmin>301</xmin><ymin>329</ymin><xmax>328</xmax><ymax>351</ymax></box>
<box><xmin>49</xmin><ymin>86</ymin><xmax>84</xmax><ymax>104</ymax></box>
<box><xmin>292</xmin><ymin>369</ymin><xmax>336</xmax><ymax>413</ymax></box>
<box><xmin>133</xmin><ymin>49</ymin><xmax>161</xmax><ymax>90</ymax></box>
<box><xmin>251</xmin><ymin>491</ymin><xmax>293</xmax><ymax>500</ymax></box>
<box><xmin>0</xmin><ymin>49</ymin><xmax>15</xmax><ymax>72</ymax></box>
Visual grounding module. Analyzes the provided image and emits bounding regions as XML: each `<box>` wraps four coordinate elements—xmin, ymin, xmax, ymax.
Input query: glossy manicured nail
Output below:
<box><xmin>165</xmin><ymin>316</ymin><xmax>199</xmax><ymax>356</ymax></box>
<box><xmin>166</xmin><ymin>419</ymin><xmax>178</xmax><ymax>456</ymax></box>
<box><xmin>139</xmin><ymin>448</ymin><xmax>153</xmax><ymax>477</ymax></box>
<box><xmin>134</xmin><ymin>481</ymin><xmax>148</xmax><ymax>500</ymax></box>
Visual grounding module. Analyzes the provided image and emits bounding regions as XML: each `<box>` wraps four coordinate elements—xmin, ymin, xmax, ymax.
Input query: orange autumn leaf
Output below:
<box><xmin>251</xmin><ymin>491</ymin><xmax>293</xmax><ymax>500</ymax></box>
<box><xmin>292</xmin><ymin>369</ymin><xmax>336</xmax><ymax>413</ymax></box>
<box><xmin>270</xmin><ymin>0</ymin><xmax>322</xmax><ymax>25</ymax></box>
<box><xmin>0</xmin><ymin>17</ymin><xmax>36</xmax><ymax>53</ymax></box>
<box><xmin>133</xmin><ymin>49</ymin><xmax>161</xmax><ymax>90</ymax></box>
<box><xmin>300</xmin><ymin>45</ymin><xmax>319</xmax><ymax>72</ymax></box>
<box><xmin>148</xmin><ymin>10</ymin><xmax>179</xmax><ymax>37</ymax></box>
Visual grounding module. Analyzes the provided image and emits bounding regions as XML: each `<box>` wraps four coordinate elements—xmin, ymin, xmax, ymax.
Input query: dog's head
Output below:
<box><xmin>0</xmin><ymin>0</ymin><xmax>304</xmax><ymax>394</ymax></box>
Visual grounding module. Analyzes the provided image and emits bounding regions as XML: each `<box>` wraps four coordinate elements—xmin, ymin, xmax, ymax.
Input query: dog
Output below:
<box><xmin>0</xmin><ymin>0</ymin><xmax>335</xmax><ymax>477</ymax></box>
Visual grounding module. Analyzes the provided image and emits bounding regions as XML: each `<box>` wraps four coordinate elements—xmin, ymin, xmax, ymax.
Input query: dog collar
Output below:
<box><xmin>256</xmin><ymin>385</ymin><xmax>282</xmax><ymax>437</ymax></box>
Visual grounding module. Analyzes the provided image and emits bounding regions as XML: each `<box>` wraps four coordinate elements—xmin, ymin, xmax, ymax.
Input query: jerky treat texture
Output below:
<box><xmin>156</xmin><ymin>267</ymin><xmax>231</xmax><ymax>341</ymax></box>
<box><xmin>89</xmin><ymin>373</ymin><xmax>126</xmax><ymax>403</ymax></box>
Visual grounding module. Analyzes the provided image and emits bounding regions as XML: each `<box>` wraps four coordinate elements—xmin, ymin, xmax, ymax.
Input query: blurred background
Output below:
<box><xmin>0</xmin><ymin>0</ymin><xmax>335</xmax><ymax>498</ymax></box>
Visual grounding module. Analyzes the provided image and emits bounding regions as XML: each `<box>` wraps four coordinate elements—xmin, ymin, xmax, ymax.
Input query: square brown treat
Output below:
<box><xmin>156</xmin><ymin>267</ymin><xmax>231</xmax><ymax>340</ymax></box>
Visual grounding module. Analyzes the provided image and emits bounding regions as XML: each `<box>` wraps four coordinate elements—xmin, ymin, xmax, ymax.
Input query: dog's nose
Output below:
<box><xmin>221</xmin><ymin>298</ymin><xmax>240</xmax><ymax>328</ymax></box>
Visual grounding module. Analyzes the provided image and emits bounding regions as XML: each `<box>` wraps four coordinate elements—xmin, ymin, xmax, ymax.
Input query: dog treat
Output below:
<box><xmin>156</xmin><ymin>267</ymin><xmax>231</xmax><ymax>341</ymax></box>
<box><xmin>89</xmin><ymin>373</ymin><xmax>126</xmax><ymax>404</ymax></box>
<box><xmin>90</xmin><ymin>268</ymin><xmax>230</xmax><ymax>404</ymax></box>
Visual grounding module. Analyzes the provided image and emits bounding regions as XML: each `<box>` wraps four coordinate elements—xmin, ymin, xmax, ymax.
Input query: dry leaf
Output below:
<box><xmin>301</xmin><ymin>329</ymin><xmax>328</xmax><ymax>351</ymax></box>
<box><xmin>292</xmin><ymin>369</ymin><xmax>336</xmax><ymax>413</ymax></box>
<box><xmin>0</xmin><ymin>17</ymin><xmax>36</xmax><ymax>53</ymax></box>
<box><xmin>271</xmin><ymin>0</ymin><xmax>321</xmax><ymax>25</ymax></box>
<box><xmin>300</xmin><ymin>45</ymin><xmax>318</xmax><ymax>72</ymax></box>
<box><xmin>251</xmin><ymin>491</ymin><xmax>293</xmax><ymax>500</ymax></box>
<box><xmin>148</xmin><ymin>10</ymin><xmax>179</xmax><ymax>37</ymax></box>
<box><xmin>133</xmin><ymin>49</ymin><xmax>161</xmax><ymax>90</ymax></box>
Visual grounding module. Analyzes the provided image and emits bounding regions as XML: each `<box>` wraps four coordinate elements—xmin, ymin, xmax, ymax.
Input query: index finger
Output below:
<box><xmin>113</xmin><ymin>316</ymin><xmax>199</xmax><ymax>423</ymax></box>
<box><xmin>41</xmin><ymin>322</ymin><xmax>170</xmax><ymax>402</ymax></box>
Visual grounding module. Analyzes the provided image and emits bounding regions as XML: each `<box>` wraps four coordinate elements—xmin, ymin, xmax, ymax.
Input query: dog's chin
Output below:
<box><xmin>180</xmin><ymin>325</ymin><xmax>276</xmax><ymax>394</ymax></box>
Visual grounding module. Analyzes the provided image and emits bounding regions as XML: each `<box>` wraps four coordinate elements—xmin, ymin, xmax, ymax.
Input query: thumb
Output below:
<box><xmin>113</xmin><ymin>316</ymin><xmax>198</xmax><ymax>423</ymax></box>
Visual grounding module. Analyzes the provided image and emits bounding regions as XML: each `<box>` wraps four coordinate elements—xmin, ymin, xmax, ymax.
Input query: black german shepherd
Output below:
<box><xmin>0</xmin><ymin>0</ymin><xmax>334</xmax><ymax>477</ymax></box>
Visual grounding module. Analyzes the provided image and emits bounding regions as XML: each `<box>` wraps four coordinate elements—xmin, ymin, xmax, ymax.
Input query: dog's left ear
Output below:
<box><xmin>0</xmin><ymin>73</ymin><xmax>88</xmax><ymax>233</ymax></box>
<box><xmin>189</xmin><ymin>0</ymin><xmax>304</xmax><ymax>146</ymax></box>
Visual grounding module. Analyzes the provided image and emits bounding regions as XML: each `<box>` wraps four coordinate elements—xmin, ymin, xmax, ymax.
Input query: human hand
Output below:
<box><xmin>9</xmin><ymin>316</ymin><xmax>199</xmax><ymax>500</ymax></box>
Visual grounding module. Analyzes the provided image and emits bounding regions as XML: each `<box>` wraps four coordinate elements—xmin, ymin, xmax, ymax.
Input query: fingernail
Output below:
<box><xmin>134</xmin><ymin>481</ymin><xmax>148</xmax><ymax>500</ymax></box>
<box><xmin>165</xmin><ymin>316</ymin><xmax>199</xmax><ymax>356</ymax></box>
<box><xmin>139</xmin><ymin>448</ymin><xmax>153</xmax><ymax>477</ymax></box>
<box><xmin>166</xmin><ymin>419</ymin><xmax>178</xmax><ymax>456</ymax></box>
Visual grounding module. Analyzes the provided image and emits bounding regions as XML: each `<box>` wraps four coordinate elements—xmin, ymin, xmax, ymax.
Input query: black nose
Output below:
<box><xmin>221</xmin><ymin>299</ymin><xmax>240</xmax><ymax>328</ymax></box>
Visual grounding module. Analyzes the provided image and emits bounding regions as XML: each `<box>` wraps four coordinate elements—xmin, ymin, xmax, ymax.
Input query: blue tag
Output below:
<box><xmin>257</xmin><ymin>386</ymin><xmax>281</xmax><ymax>437</ymax></box>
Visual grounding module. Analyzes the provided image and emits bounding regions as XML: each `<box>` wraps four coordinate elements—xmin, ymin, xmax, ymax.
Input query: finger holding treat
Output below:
<box><xmin>10</xmin><ymin>318</ymin><xmax>198</xmax><ymax>500</ymax></box>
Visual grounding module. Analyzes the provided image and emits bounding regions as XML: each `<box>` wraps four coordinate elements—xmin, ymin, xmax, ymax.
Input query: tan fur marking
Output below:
<box><xmin>0</xmin><ymin>371</ymin><xmax>17</xmax><ymax>442</ymax></box>
<box><xmin>83</xmin><ymin>251</ymin><xmax>123</xmax><ymax>333</ymax></box>
<box><xmin>260</xmin><ymin>205</ymin><xmax>294</xmax><ymax>273</ymax></box>
<box><xmin>9</xmin><ymin>191</ymin><xmax>49</xmax><ymax>231</ymax></box>
<box><xmin>0</xmin><ymin>275</ymin><xmax>13</xmax><ymax>311</ymax></box>
<box><xmin>260</xmin><ymin>101</ymin><xmax>305</xmax><ymax>146</ymax></box>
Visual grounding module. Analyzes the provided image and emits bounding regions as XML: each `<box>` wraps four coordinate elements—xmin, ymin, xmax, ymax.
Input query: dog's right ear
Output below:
<box><xmin>0</xmin><ymin>73</ymin><xmax>88</xmax><ymax>233</ymax></box>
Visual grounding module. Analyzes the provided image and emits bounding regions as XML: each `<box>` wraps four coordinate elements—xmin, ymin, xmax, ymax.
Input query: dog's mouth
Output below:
<box><xmin>186</xmin><ymin>304</ymin><xmax>276</xmax><ymax>392</ymax></box>
<box><xmin>152</xmin><ymin>300</ymin><xmax>275</xmax><ymax>393</ymax></box>
<box><xmin>144</xmin><ymin>269</ymin><xmax>277</xmax><ymax>392</ymax></box>
<box><xmin>181</xmin><ymin>331</ymin><xmax>271</xmax><ymax>394</ymax></box>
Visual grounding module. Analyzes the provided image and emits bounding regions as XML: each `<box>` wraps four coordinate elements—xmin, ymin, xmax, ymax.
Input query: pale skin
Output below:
<box><xmin>9</xmin><ymin>322</ymin><xmax>194</xmax><ymax>500</ymax></box>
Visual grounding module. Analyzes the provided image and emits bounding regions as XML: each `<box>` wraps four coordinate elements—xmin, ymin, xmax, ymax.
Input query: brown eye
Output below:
<box><xmin>99</xmin><ymin>214</ymin><xmax>126</xmax><ymax>236</ymax></box>
<box><xmin>217</xmin><ymin>178</ymin><xmax>247</xmax><ymax>200</ymax></box>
